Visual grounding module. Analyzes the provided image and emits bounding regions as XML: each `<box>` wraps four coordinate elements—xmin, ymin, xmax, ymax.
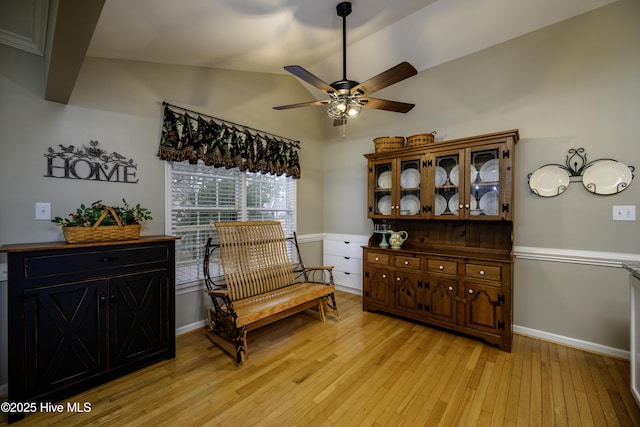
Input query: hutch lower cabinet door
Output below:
<box><xmin>1</xmin><ymin>236</ymin><xmax>177</xmax><ymax>423</ymax></box>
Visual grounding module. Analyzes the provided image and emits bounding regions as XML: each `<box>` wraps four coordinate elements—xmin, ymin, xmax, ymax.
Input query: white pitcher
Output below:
<box><xmin>389</xmin><ymin>230</ymin><xmax>408</xmax><ymax>249</ymax></box>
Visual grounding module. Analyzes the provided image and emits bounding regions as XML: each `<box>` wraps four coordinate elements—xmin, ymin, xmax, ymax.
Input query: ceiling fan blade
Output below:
<box><xmin>273</xmin><ymin>100</ymin><xmax>329</xmax><ymax>110</ymax></box>
<box><xmin>351</xmin><ymin>62</ymin><xmax>418</xmax><ymax>96</ymax></box>
<box><xmin>360</xmin><ymin>97</ymin><xmax>415</xmax><ymax>113</ymax></box>
<box><xmin>284</xmin><ymin>65</ymin><xmax>335</xmax><ymax>93</ymax></box>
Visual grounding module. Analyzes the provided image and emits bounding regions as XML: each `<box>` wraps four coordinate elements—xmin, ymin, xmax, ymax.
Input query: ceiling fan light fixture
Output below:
<box><xmin>327</xmin><ymin>95</ymin><xmax>361</xmax><ymax>120</ymax></box>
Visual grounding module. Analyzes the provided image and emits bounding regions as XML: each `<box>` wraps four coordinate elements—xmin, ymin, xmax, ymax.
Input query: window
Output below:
<box><xmin>167</xmin><ymin>161</ymin><xmax>296</xmax><ymax>286</ymax></box>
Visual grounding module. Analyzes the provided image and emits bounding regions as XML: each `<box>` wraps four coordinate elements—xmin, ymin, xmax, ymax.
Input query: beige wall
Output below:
<box><xmin>322</xmin><ymin>0</ymin><xmax>640</xmax><ymax>351</ymax></box>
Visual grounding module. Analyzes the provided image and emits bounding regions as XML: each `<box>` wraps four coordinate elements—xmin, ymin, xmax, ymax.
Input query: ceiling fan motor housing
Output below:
<box><xmin>331</xmin><ymin>79</ymin><xmax>360</xmax><ymax>95</ymax></box>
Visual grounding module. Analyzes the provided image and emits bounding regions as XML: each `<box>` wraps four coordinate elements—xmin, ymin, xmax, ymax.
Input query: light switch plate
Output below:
<box><xmin>35</xmin><ymin>202</ymin><xmax>51</xmax><ymax>220</ymax></box>
<box><xmin>613</xmin><ymin>205</ymin><xmax>636</xmax><ymax>221</ymax></box>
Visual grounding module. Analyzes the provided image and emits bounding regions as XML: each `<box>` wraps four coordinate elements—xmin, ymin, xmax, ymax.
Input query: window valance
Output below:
<box><xmin>157</xmin><ymin>102</ymin><xmax>301</xmax><ymax>178</ymax></box>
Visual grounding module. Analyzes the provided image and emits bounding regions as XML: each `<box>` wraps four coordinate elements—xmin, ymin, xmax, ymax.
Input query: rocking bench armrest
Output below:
<box><xmin>207</xmin><ymin>287</ymin><xmax>230</xmax><ymax>297</ymax></box>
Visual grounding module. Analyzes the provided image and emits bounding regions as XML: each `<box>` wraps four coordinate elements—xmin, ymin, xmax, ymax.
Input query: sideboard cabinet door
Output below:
<box><xmin>24</xmin><ymin>279</ymin><xmax>107</xmax><ymax>399</ymax></box>
<box><xmin>110</xmin><ymin>269</ymin><xmax>170</xmax><ymax>367</ymax></box>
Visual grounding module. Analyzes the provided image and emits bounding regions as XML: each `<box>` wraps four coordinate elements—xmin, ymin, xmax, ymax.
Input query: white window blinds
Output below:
<box><xmin>168</xmin><ymin>161</ymin><xmax>296</xmax><ymax>286</ymax></box>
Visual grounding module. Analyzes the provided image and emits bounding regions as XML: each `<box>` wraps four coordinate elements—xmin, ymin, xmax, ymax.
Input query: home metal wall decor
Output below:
<box><xmin>528</xmin><ymin>148</ymin><xmax>634</xmax><ymax>197</ymax></box>
<box><xmin>44</xmin><ymin>140</ymin><xmax>138</xmax><ymax>183</ymax></box>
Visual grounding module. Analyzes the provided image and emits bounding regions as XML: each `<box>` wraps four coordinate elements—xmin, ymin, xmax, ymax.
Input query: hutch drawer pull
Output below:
<box><xmin>439</xmin><ymin>265</ymin><xmax>444</xmax><ymax>270</ymax></box>
<box><xmin>448</xmin><ymin>286</ymin><xmax>453</xmax><ymax>291</ymax></box>
<box><xmin>375</xmin><ymin>257</ymin><xmax>379</xmax><ymax>261</ymax></box>
<box><xmin>397</xmin><ymin>277</ymin><xmax>401</xmax><ymax>281</ymax></box>
<box><xmin>465</xmin><ymin>204</ymin><xmax>470</xmax><ymax>208</ymax></box>
<box><xmin>468</xmin><ymin>289</ymin><xmax>474</xmax><ymax>294</ymax></box>
<box><xmin>459</xmin><ymin>204</ymin><xmax>463</xmax><ymax>209</ymax></box>
<box><xmin>480</xmin><ymin>270</ymin><xmax>485</xmax><ymax>275</ymax></box>
<box><xmin>382</xmin><ymin>275</ymin><xmax>387</xmax><ymax>279</ymax></box>
<box><xmin>404</xmin><ymin>261</ymin><xmax>409</xmax><ymax>265</ymax></box>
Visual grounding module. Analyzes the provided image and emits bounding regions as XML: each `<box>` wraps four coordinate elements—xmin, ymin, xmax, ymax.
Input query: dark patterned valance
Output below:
<box><xmin>157</xmin><ymin>102</ymin><xmax>301</xmax><ymax>178</ymax></box>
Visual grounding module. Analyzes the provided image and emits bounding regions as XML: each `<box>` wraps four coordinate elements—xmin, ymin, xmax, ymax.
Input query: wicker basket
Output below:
<box><xmin>373</xmin><ymin>136</ymin><xmax>405</xmax><ymax>153</ymax></box>
<box><xmin>406</xmin><ymin>131</ymin><xmax>437</xmax><ymax>147</ymax></box>
<box><xmin>62</xmin><ymin>206</ymin><xmax>141</xmax><ymax>243</ymax></box>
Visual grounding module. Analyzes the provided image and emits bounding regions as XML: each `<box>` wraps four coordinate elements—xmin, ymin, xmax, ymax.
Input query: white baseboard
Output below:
<box><xmin>513</xmin><ymin>325</ymin><xmax>629</xmax><ymax>359</ymax></box>
<box><xmin>176</xmin><ymin>320</ymin><xmax>206</xmax><ymax>336</ymax></box>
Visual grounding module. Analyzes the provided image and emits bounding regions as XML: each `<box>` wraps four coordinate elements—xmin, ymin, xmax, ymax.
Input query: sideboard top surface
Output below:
<box><xmin>0</xmin><ymin>235</ymin><xmax>179</xmax><ymax>253</ymax></box>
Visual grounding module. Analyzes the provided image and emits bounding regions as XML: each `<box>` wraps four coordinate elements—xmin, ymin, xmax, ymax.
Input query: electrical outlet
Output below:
<box><xmin>35</xmin><ymin>202</ymin><xmax>51</xmax><ymax>220</ymax></box>
<box><xmin>613</xmin><ymin>205</ymin><xmax>636</xmax><ymax>221</ymax></box>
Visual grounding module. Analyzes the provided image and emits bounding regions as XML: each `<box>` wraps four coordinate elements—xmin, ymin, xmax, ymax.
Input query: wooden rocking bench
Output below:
<box><xmin>203</xmin><ymin>221</ymin><xmax>337</xmax><ymax>364</ymax></box>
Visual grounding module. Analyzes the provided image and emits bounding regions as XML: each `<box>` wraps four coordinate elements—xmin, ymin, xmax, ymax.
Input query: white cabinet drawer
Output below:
<box><xmin>333</xmin><ymin>271</ymin><xmax>362</xmax><ymax>290</ymax></box>
<box><xmin>324</xmin><ymin>239</ymin><xmax>364</xmax><ymax>258</ymax></box>
<box><xmin>324</xmin><ymin>254</ymin><xmax>362</xmax><ymax>275</ymax></box>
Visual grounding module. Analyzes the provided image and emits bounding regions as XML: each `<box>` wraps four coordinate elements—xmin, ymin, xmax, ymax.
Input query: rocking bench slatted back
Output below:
<box><xmin>216</xmin><ymin>221</ymin><xmax>296</xmax><ymax>301</ymax></box>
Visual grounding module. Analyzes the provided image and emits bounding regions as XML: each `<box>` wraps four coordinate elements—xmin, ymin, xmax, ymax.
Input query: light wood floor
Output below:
<box><xmin>2</xmin><ymin>291</ymin><xmax>639</xmax><ymax>426</ymax></box>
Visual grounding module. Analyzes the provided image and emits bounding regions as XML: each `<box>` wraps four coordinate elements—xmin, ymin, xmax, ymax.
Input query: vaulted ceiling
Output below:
<box><xmin>0</xmin><ymin>0</ymin><xmax>619</xmax><ymax>104</ymax></box>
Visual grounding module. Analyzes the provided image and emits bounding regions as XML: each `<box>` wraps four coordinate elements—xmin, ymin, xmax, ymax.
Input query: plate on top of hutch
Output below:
<box><xmin>528</xmin><ymin>165</ymin><xmax>571</xmax><ymax>197</ymax></box>
<box><xmin>479</xmin><ymin>158</ymin><xmax>499</xmax><ymax>182</ymax></box>
<box><xmin>582</xmin><ymin>160</ymin><xmax>633</xmax><ymax>195</ymax></box>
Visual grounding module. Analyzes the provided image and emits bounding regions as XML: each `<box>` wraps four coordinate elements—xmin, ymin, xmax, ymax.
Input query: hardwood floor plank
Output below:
<box><xmin>1</xmin><ymin>291</ymin><xmax>639</xmax><ymax>426</ymax></box>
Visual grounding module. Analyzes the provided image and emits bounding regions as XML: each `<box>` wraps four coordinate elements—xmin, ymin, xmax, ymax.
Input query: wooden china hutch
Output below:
<box><xmin>363</xmin><ymin>130</ymin><xmax>518</xmax><ymax>351</ymax></box>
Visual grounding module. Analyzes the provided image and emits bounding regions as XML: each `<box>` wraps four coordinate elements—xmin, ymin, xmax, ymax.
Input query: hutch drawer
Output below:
<box><xmin>395</xmin><ymin>255</ymin><xmax>422</xmax><ymax>270</ymax></box>
<box><xmin>367</xmin><ymin>252</ymin><xmax>390</xmax><ymax>265</ymax></box>
<box><xmin>427</xmin><ymin>259</ymin><xmax>458</xmax><ymax>275</ymax></box>
<box><xmin>465</xmin><ymin>263</ymin><xmax>502</xmax><ymax>281</ymax></box>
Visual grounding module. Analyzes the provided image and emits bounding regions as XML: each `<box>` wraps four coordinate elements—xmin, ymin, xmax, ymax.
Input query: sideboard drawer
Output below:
<box><xmin>465</xmin><ymin>263</ymin><xmax>502</xmax><ymax>281</ymax></box>
<box><xmin>395</xmin><ymin>256</ymin><xmax>422</xmax><ymax>270</ymax></box>
<box><xmin>427</xmin><ymin>259</ymin><xmax>458</xmax><ymax>275</ymax></box>
<box><xmin>24</xmin><ymin>245</ymin><xmax>169</xmax><ymax>279</ymax></box>
<box><xmin>367</xmin><ymin>252</ymin><xmax>390</xmax><ymax>266</ymax></box>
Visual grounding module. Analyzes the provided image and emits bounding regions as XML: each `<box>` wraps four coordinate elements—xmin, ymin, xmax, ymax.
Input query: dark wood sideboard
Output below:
<box><xmin>0</xmin><ymin>236</ymin><xmax>177</xmax><ymax>423</ymax></box>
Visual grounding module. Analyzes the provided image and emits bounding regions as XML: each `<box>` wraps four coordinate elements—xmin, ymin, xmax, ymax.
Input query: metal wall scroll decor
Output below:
<box><xmin>528</xmin><ymin>148</ymin><xmax>634</xmax><ymax>197</ymax></box>
<box><xmin>44</xmin><ymin>140</ymin><xmax>138</xmax><ymax>184</ymax></box>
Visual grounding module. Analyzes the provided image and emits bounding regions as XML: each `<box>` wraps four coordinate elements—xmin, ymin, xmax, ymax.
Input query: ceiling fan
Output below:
<box><xmin>273</xmin><ymin>1</ymin><xmax>418</xmax><ymax>126</ymax></box>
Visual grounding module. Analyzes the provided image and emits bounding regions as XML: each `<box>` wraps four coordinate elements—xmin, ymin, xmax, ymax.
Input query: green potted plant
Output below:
<box><xmin>52</xmin><ymin>200</ymin><xmax>152</xmax><ymax>243</ymax></box>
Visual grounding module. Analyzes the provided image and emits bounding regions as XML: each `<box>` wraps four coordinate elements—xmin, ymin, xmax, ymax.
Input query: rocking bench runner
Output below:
<box><xmin>204</xmin><ymin>221</ymin><xmax>337</xmax><ymax>364</ymax></box>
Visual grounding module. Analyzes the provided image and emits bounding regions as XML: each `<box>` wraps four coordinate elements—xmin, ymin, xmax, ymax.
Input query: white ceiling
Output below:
<box><xmin>0</xmin><ymin>0</ymin><xmax>619</xmax><ymax>100</ymax></box>
<box><xmin>85</xmin><ymin>0</ymin><xmax>619</xmax><ymax>87</ymax></box>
